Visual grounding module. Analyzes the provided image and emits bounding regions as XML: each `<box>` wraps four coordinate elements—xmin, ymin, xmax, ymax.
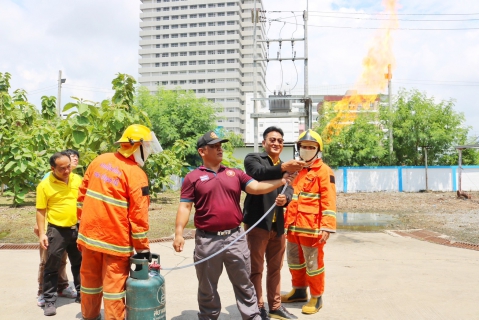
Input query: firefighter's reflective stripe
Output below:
<box><xmin>131</xmin><ymin>231</ymin><xmax>147</xmax><ymax>239</ymax></box>
<box><xmin>300</xmin><ymin>192</ymin><xmax>320</xmax><ymax>199</ymax></box>
<box><xmin>292</xmin><ymin>194</ymin><xmax>298</xmax><ymax>200</ymax></box>
<box><xmin>306</xmin><ymin>266</ymin><xmax>325</xmax><ymax>277</ymax></box>
<box><xmin>287</xmin><ymin>225</ymin><xmax>321</xmax><ymax>236</ymax></box>
<box><xmin>80</xmin><ymin>285</ymin><xmax>103</xmax><ymax>295</ymax></box>
<box><xmin>77</xmin><ymin>202</ymin><xmax>83</xmax><ymax>208</ymax></box>
<box><xmin>85</xmin><ymin>189</ymin><xmax>129</xmax><ymax>208</ymax></box>
<box><xmin>103</xmin><ymin>290</ymin><xmax>126</xmax><ymax>300</ymax></box>
<box><xmin>322</xmin><ymin>210</ymin><xmax>336</xmax><ymax>218</ymax></box>
<box><xmin>78</xmin><ymin>233</ymin><xmax>133</xmax><ymax>254</ymax></box>
<box><xmin>288</xmin><ymin>262</ymin><xmax>306</xmax><ymax>270</ymax></box>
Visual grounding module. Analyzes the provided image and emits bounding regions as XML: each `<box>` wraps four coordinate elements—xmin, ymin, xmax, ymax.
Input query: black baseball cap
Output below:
<box><xmin>197</xmin><ymin>131</ymin><xmax>229</xmax><ymax>149</ymax></box>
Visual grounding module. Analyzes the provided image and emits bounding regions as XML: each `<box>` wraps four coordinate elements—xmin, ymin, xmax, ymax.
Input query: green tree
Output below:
<box><xmin>136</xmin><ymin>86</ymin><xmax>217</xmax><ymax>165</ymax></box>
<box><xmin>41</xmin><ymin>96</ymin><xmax>57</xmax><ymax>120</ymax></box>
<box><xmin>319</xmin><ymin>111</ymin><xmax>387</xmax><ymax>167</ymax></box>
<box><xmin>392</xmin><ymin>88</ymin><xmax>472</xmax><ymax>166</ymax></box>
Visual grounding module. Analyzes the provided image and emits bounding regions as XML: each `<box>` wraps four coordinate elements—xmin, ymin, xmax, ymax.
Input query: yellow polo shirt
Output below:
<box><xmin>36</xmin><ymin>173</ymin><xmax>82</xmax><ymax>227</ymax></box>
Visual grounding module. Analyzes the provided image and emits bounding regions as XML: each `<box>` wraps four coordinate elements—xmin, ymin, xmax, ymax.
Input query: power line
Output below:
<box><xmin>272</xmin><ymin>20</ymin><xmax>479</xmax><ymax>30</ymax></box>
<box><xmin>267</xmin><ymin>10</ymin><xmax>479</xmax><ymax>16</ymax></box>
<box><xmin>308</xmin><ymin>14</ymin><xmax>479</xmax><ymax>22</ymax></box>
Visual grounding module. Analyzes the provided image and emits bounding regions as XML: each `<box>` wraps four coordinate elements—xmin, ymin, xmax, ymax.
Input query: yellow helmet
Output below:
<box><xmin>296</xmin><ymin>129</ymin><xmax>323</xmax><ymax>151</ymax></box>
<box><xmin>116</xmin><ymin>124</ymin><xmax>153</xmax><ymax>145</ymax></box>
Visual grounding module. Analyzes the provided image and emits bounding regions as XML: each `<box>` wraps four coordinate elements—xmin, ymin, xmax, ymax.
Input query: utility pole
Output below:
<box><xmin>57</xmin><ymin>70</ymin><xmax>66</xmax><ymax>117</ymax></box>
<box><xmin>304</xmin><ymin>1</ymin><xmax>311</xmax><ymax>130</ymax></box>
<box><xmin>252</xmin><ymin>0</ymin><xmax>259</xmax><ymax>152</ymax></box>
<box><xmin>386</xmin><ymin>64</ymin><xmax>393</xmax><ymax>165</ymax></box>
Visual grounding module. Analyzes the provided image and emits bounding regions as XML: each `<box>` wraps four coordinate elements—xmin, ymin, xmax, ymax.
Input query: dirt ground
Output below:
<box><xmin>337</xmin><ymin>191</ymin><xmax>479</xmax><ymax>245</ymax></box>
<box><xmin>1</xmin><ymin>191</ymin><xmax>478</xmax><ymax>245</ymax></box>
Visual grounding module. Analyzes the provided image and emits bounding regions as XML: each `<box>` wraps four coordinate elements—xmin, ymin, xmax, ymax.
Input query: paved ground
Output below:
<box><xmin>1</xmin><ymin>231</ymin><xmax>479</xmax><ymax>319</ymax></box>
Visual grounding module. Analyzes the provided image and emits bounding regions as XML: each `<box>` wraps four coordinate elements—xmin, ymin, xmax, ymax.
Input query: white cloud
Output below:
<box><xmin>0</xmin><ymin>0</ymin><xmax>478</xmax><ymax>137</ymax></box>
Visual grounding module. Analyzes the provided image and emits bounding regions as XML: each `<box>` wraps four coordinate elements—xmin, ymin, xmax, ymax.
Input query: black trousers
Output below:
<box><xmin>43</xmin><ymin>224</ymin><xmax>82</xmax><ymax>302</ymax></box>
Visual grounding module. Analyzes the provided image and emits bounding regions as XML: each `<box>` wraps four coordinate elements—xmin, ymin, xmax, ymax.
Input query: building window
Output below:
<box><xmin>218</xmin><ymin>21</ymin><xmax>225</xmax><ymax>26</ymax></box>
<box><xmin>198</xmin><ymin>79</ymin><xmax>205</xmax><ymax>83</ymax></box>
<box><xmin>171</xmin><ymin>34</ymin><xmax>178</xmax><ymax>38</ymax></box>
<box><xmin>208</xmin><ymin>41</ymin><xmax>215</xmax><ymax>45</ymax></box>
<box><xmin>208</xmin><ymin>3</ymin><xmax>216</xmax><ymax>8</ymax></box>
<box><xmin>180</xmin><ymin>61</ymin><xmax>187</xmax><ymax>66</ymax></box>
<box><xmin>180</xmin><ymin>80</ymin><xmax>186</xmax><ymax>84</ymax></box>
<box><xmin>155</xmin><ymin>63</ymin><xmax>160</xmax><ymax>67</ymax></box>
<box><xmin>189</xmin><ymin>61</ymin><xmax>196</xmax><ymax>65</ymax></box>
<box><xmin>227</xmin><ymin>2</ymin><xmax>235</xmax><ymax>6</ymax></box>
<box><xmin>162</xmin><ymin>44</ymin><xmax>169</xmax><ymax>48</ymax></box>
<box><xmin>227</xmin><ymin>12</ymin><xmax>235</xmax><ymax>16</ymax></box>
<box><xmin>171</xmin><ymin>43</ymin><xmax>178</xmax><ymax>47</ymax></box>
<box><xmin>156</xmin><ymin>26</ymin><xmax>161</xmax><ymax>30</ymax></box>
<box><xmin>163</xmin><ymin>16</ymin><xmax>169</xmax><ymax>20</ymax></box>
<box><xmin>217</xmin><ymin>40</ymin><xmax>225</xmax><ymax>45</ymax></box>
<box><xmin>208</xmin><ymin>31</ymin><xmax>215</xmax><ymax>36</ymax></box>
<box><xmin>198</xmin><ymin>89</ymin><xmax>205</xmax><ymax>93</ymax></box>
<box><xmin>163</xmin><ymin>35</ymin><xmax>169</xmax><ymax>39</ymax></box>
<box><xmin>208</xmin><ymin>50</ymin><xmax>215</xmax><ymax>55</ymax></box>
<box><xmin>180</xmin><ymin>52</ymin><xmax>187</xmax><ymax>56</ymax></box>
<box><xmin>171</xmin><ymin>80</ymin><xmax>178</xmax><ymax>85</ymax></box>
<box><xmin>156</xmin><ymin>35</ymin><xmax>161</xmax><ymax>39</ymax></box>
<box><xmin>208</xmin><ymin>79</ymin><xmax>215</xmax><ymax>83</ymax></box>
<box><xmin>180</xmin><ymin>42</ymin><xmax>187</xmax><ymax>47</ymax></box>
<box><xmin>199</xmin><ymin>41</ymin><xmax>206</xmax><ymax>46</ymax></box>
<box><xmin>189</xmin><ymin>33</ymin><xmax>197</xmax><ymax>37</ymax></box>
<box><xmin>208</xmin><ymin>13</ymin><xmax>216</xmax><ymax>17</ymax></box>
<box><xmin>189</xmin><ymin>42</ymin><xmax>197</xmax><ymax>46</ymax></box>
<box><xmin>218</xmin><ymin>3</ymin><xmax>225</xmax><ymax>7</ymax></box>
<box><xmin>227</xmin><ymin>49</ymin><xmax>235</xmax><ymax>54</ymax></box>
<box><xmin>199</xmin><ymin>22</ymin><xmax>206</xmax><ymax>27</ymax></box>
<box><xmin>217</xmin><ymin>31</ymin><xmax>225</xmax><ymax>35</ymax></box>
<box><xmin>190</xmin><ymin>14</ymin><xmax>197</xmax><ymax>18</ymax></box>
<box><xmin>227</xmin><ymin>30</ymin><xmax>235</xmax><ymax>35</ymax></box>
<box><xmin>208</xmin><ymin>60</ymin><xmax>215</xmax><ymax>64</ymax></box>
<box><xmin>171</xmin><ymin>52</ymin><xmax>179</xmax><ymax>57</ymax></box>
<box><xmin>172</xmin><ymin>25</ymin><xmax>178</xmax><ymax>29</ymax></box>
<box><xmin>227</xmin><ymin>59</ymin><xmax>235</xmax><ymax>63</ymax></box>
<box><xmin>208</xmin><ymin>22</ymin><xmax>216</xmax><ymax>26</ymax></box>
<box><xmin>180</xmin><ymin>15</ymin><xmax>187</xmax><ymax>19</ymax></box>
<box><xmin>155</xmin><ymin>53</ymin><xmax>160</xmax><ymax>58</ymax></box>
<box><xmin>181</xmin><ymin>6</ymin><xmax>187</xmax><ymax>9</ymax></box>
<box><xmin>162</xmin><ymin>81</ymin><xmax>168</xmax><ymax>85</ymax></box>
<box><xmin>218</xmin><ymin>12</ymin><xmax>225</xmax><ymax>16</ymax></box>
<box><xmin>198</xmin><ymin>60</ymin><xmax>205</xmax><ymax>65</ymax></box>
<box><xmin>156</xmin><ymin>17</ymin><xmax>161</xmax><ymax>21</ymax></box>
<box><xmin>171</xmin><ymin>62</ymin><xmax>178</xmax><ymax>66</ymax></box>
<box><xmin>172</xmin><ymin>6</ymin><xmax>179</xmax><ymax>10</ymax></box>
<box><xmin>163</xmin><ymin>7</ymin><xmax>170</xmax><ymax>11</ymax></box>
<box><xmin>163</xmin><ymin>26</ymin><xmax>169</xmax><ymax>29</ymax></box>
<box><xmin>227</xmin><ymin>40</ymin><xmax>235</xmax><ymax>44</ymax></box>
<box><xmin>172</xmin><ymin>15</ymin><xmax>179</xmax><ymax>20</ymax></box>
<box><xmin>217</xmin><ymin>50</ymin><xmax>225</xmax><ymax>54</ymax></box>
<box><xmin>199</xmin><ymin>32</ymin><xmax>206</xmax><ymax>36</ymax></box>
<box><xmin>180</xmin><ymin>24</ymin><xmax>187</xmax><ymax>28</ymax></box>
<box><xmin>199</xmin><ymin>4</ymin><xmax>206</xmax><ymax>8</ymax></box>
<box><xmin>217</xmin><ymin>59</ymin><xmax>225</xmax><ymax>64</ymax></box>
<box><xmin>162</xmin><ymin>53</ymin><xmax>169</xmax><ymax>57</ymax></box>
<box><xmin>189</xmin><ymin>51</ymin><xmax>196</xmax><ymax>56</ymax></box>
<box><xmin>199</xmin><ymin>13</ymin><xmax>206</xmax><ymax>18</ymax></box>
<box><xmin>162</xmin><ymin>62</ymin><xmax>169</xmax><ymax>66</ymax></box>
<box><xmin>208</xmin><ymin>89</ymin><xmax>215</xmax><ymax>93</ymax></box>
<box><xmin>227</xmin><ymin>21</ymin><xmax>235</xmax><ymax>25</ymax></box>
<box><xmin>199</xmin><ymin>51</ymin><xmax>206</xmax><ymax>55</ymax></box>
<box><xmin>189</xmin><ymin>5</ymin><xmax>197</xmax><ymax>9</ymax></box>
<box><xmin>189</xmin><ymin>80</ymin><xmax>196</xmax><ymax>83</ymax></box>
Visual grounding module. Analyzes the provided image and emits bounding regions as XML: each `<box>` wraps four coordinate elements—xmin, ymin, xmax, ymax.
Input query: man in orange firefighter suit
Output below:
<box><xmin>281</xmin><ymin>129</ymin><xmax>336</xmax><ymax>315</ymax></box>
<box><xmin>77</xmin><ymin>124</ymin><xmax>162</xmax><ymax>320</ymax></box>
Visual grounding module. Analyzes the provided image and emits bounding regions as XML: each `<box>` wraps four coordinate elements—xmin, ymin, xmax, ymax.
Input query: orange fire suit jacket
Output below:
<box><xmin>77</xmin><ymin>152</ymin><xmax>150</xmax><ymax>256</ymax></box>
<box><xmin>284</xmin><ymin>158</ymin><xmax>337</xmax><ymax>237</ymax></box>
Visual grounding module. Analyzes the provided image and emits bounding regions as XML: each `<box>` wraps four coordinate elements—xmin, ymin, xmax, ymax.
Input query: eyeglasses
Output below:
<box><xmin>267</xmin><ymin>138</ymin><xmax>284</xmax><ymax>144</ymax></box>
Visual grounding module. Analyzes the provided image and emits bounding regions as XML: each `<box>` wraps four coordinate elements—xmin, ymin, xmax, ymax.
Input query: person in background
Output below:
<box><xmin>36</xmin><ymin>151</ymin><xmax>83</xmax><ymax>316</ymax></box>
<box><xmin>173</xmin><ymin>131</ymin><xmax>295</xmax><ymax>320</ymax></box>
<box><xmin>34</xmin><ymin>149</ymin><xmax>81</xmax><ymax>308</ymax></box>
<box><xmin>281</xmin><ymin>130</ymin><xmax>337</xmax><ymax>315</ymax></box>
<box><xmin>77</xmin><ymin>124</ymin><xmax>162</xmax><ymax>320</ymax></box>
<box><xmin>243</xmin><ymin>126</ymin><xmax>305</xmax><ymax>320</ymax></box>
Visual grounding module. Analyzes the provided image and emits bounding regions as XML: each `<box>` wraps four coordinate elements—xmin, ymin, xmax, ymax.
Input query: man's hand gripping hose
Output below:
<box><xmin>161</xmin><ymin>183</ymin><xmax>290</xmax><ymax>271</ymax></box>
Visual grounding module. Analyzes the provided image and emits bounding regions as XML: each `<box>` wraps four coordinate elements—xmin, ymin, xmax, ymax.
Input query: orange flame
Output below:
<box><xmin>323</xmin><ymin>0</ymin><xmax>398</xmax><ymax>138</ymax></box>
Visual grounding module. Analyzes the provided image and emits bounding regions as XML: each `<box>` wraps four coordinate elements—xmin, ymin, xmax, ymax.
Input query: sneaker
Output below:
<box><xmin>44</xmin><ymin>301</ymin><xmax>56</xmax><ymax>316</ymax></box>
<box><xmin>269</xmin><ymin>305</ymin><xmax>297</xmax><ymax>320</ymax></box>
<box><xmin>280</xmin><ymin>288</ymin><xmax>308</xmax><ymax>303</ymax></box>
<box><xmin>75</xmin><ymin>292</ymin><xmax>81</xmax><ymax>303</ymax></box>
<box><xmin>58</xmin><ymin>286</ymin><xmax>77</xmax><ymax>298</ymax></box>
<box><xmin>259</xmin><ymin>306</ymin><xmax>270</xmax><ymax>320</ymax></box>
<box><xmin>37</xmin><ymin>294</ymin><xmax>45</xmax><ymax>307</ymax></box>
<box><xmin>301</xmin><ymin>296</ymin><xmax>323</xmax><ymax>315</ymax></box>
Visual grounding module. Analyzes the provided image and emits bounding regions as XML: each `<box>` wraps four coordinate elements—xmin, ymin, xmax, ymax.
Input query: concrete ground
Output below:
<box><xmin>1</xmin><ymin>231</ymin><xmax>478</xmax><ymax>319</ymax></box>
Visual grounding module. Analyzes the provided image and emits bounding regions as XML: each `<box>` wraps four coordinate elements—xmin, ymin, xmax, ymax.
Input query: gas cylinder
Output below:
<box><xmin>126</xmin><ymin>253</ymin><xmax>166</xmax><ymax>320</ymax></box>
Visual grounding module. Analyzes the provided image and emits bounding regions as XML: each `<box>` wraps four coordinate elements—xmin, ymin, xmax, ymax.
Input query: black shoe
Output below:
<box><xmin>75</xmin><ymin>292</ymin><xmax>81</xmax><ymax>303</ymax></box>
<box><xmin>269</xmin><ymin>305</ymin><xmax>297</xmax><ymax>320</ymax></box>
<box><xmin>44</xmin><ymin>301</ymin><xmax>56</xmax><ymax>316</ymax></box>
<box><xmin>259</xmin><ymin>307</ymin><xmax>270</xmax><ymax>320</ymax></box>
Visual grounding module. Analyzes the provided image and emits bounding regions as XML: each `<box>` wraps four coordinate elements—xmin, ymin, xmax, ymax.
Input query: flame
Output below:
<box><xmin>323</xmin><ymin>0</ymin><xmax>399</xmax><ymax>138</ymax></box>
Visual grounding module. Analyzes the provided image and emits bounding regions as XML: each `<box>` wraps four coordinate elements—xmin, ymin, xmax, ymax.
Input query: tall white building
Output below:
<box><xmin>139</xmin><ymin>0</ymin><xmax>267</xmax><ymax>135</ymax></box>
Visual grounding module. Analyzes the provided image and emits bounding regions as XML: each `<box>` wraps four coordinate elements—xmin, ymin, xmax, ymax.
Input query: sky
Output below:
<box><xmin>1</xmin><ymin>0</ymin><xmax>478</xmax><ymax>139</ymax></box>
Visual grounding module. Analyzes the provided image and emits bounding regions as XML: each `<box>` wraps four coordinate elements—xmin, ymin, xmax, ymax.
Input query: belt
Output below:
<box><xmin>200</xmin><ymin>227</ymin><xmax>240</xmax><ymax>236</ymax></box>
<box><xmin>48</xmin><ymin>223</ymin><xmax>77</xmax><ymax>230</ymax></box>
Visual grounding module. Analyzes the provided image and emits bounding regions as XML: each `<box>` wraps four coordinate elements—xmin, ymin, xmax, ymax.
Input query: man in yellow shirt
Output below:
<box><xmin>36</xmin><ymin>151</ymin><xmax>82</xmax><ymax>316</ymax></box>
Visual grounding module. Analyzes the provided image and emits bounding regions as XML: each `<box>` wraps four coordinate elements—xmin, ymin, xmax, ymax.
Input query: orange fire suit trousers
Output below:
<box><xmin>79</xmin><ymin>246</ymin><xmax>130</xmax><ymax>320</ymax></box>
<box><xmin>286</xmin><ymin>233</ymin><xmax>325</xmax><ymax>297</ymax></box>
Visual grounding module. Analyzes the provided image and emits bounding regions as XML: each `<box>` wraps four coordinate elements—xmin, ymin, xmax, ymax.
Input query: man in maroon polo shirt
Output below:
<box><xmin>173</xmin><ymin>131</ymin><xmax>293</xmax><ymax>320</ymax></box>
